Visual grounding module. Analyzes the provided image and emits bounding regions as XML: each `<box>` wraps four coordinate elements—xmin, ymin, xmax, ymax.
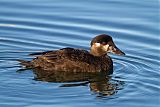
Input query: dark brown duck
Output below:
<box><xmin>18</xmin><ymin>34</ymin><xmax>125</xmax><ymax>74</ymax></box>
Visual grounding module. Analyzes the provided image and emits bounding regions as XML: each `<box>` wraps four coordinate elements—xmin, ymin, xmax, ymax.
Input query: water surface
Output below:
<box><xmin>0</xmin><ymin>0</ymin><xmax>159</xmax><ymax>107</ymax></box>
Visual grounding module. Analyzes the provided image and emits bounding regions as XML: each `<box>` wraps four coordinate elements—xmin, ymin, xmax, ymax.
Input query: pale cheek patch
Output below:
<box><xmin>95</xmin><ymin>43</ymin><xmax>101</xmax><ymax>47</ymax></box>
<box><xmin>103</xmin><ymin>44</ymin><xmax>109</xmax><ymax>51</ymax></box>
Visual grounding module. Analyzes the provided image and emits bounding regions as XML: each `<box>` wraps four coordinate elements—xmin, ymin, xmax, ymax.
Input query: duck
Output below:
<box><xmin>18</xmin><ymin>34</ymin><xmax>125</xmax><ymax>74</ymax></box>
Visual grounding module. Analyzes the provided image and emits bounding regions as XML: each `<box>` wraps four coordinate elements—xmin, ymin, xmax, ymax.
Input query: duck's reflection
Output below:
<box><xmin>32</xmin><ymin>68</ymin><xmax>124</xmax><ymax>97</ymax></box>
<box><xmin>89</xmin><ymin>76</ymin><xmax>124</xmax><ymax>97</ymax></box>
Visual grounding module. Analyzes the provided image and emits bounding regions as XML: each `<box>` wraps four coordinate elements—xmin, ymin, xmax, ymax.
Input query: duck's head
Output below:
<box><xmin>90</xmin><ymin>34</ymin><xmax>125</xmax><ymax>56</ymax></box>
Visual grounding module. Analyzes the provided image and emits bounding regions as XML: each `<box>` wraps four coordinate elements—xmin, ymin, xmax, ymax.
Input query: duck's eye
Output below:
<box><xmin>101</xmin><ymin>42</ymin><xmax>107</xmax><ymax>45</ymax></box>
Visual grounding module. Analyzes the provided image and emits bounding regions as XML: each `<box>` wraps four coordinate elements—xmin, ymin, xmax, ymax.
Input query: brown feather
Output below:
<box><xmin>27</xmin><ymin>48</ymin><xmax>113</xmax><ymax>73</ymax></box>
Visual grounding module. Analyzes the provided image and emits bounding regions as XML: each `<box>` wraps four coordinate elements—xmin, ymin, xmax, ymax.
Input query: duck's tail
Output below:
<box><xmin>17</xmin><ymin>59</ymin><xmax>33</xmax><ymax>68</ymax></box>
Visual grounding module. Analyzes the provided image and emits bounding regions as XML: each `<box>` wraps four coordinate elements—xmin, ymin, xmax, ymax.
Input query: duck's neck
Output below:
<box><xmin>90</xmin><ymin>46</ymin><xmax>107</xmax><ymax>56</ymax></box>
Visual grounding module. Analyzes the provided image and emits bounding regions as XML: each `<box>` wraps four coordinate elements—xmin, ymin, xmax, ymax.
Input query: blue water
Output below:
<box><xmin>0</xmin><ymin>0</ymin><xmax>159</xmax><ymax>107</ymax></box>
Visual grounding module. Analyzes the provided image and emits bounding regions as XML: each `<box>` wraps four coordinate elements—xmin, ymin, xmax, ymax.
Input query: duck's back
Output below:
<box><xmin>28</xmin><ymin>48</ymin><xmax>113</xmax><ymax>73</ymax></box>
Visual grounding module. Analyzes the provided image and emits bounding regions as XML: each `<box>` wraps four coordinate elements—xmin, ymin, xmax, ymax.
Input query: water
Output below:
<box><xmin>0</xmin><ymin>0</ymin><xmax>159</xmax><ymax>107</ymax></box>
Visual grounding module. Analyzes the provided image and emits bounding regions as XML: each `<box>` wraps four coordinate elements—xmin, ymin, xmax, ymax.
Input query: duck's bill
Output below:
<box><xmin>111</xmin><ymin>46</ymin><xmax>125</xmax><ymax>55</ymax></box>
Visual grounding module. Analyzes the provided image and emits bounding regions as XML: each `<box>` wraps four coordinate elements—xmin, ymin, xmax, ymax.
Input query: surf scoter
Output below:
<box><xmin>18</xmin><ymin>34</ymin><xmax>125</xmax><ymax>74</ymax></box>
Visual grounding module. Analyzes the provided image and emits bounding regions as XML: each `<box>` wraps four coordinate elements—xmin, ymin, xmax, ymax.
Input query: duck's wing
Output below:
<box><xmin>31</xmin><ymin>48</ymin><xmax>96</xmax><ymax>71</ymax></box>
<box><xmin>42</xmin><ymin>48</ymin><xmax>93</xmax><ymax>64</ymax></box>
<box><xmin>31</xmin><ymin>48</ymin><xmax>112</xmax><ymax>72</ymax></box>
